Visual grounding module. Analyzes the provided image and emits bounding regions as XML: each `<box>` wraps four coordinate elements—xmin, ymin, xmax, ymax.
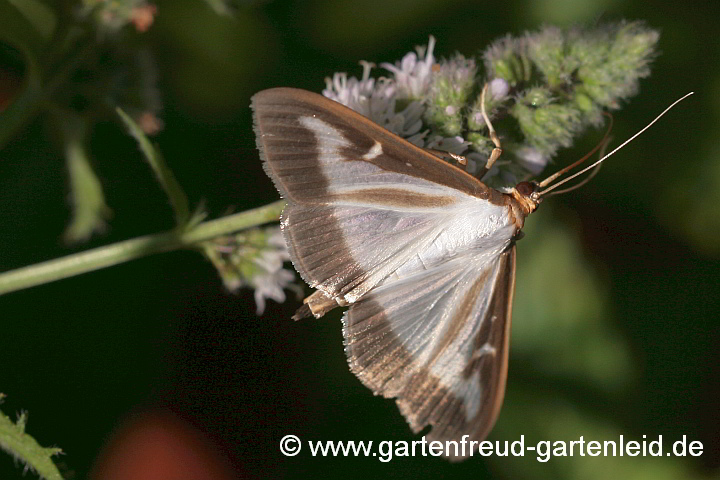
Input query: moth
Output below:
<box><xmin>251</xmin><ymin>87</ymin><xmax>691</xmax><ymax>460</ymax></box>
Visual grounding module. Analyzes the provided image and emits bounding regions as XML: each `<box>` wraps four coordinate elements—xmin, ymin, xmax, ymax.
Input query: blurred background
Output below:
<box><xmin>1</xmin><ymin>0</ymin><xmax>718</xmax><ymax>478</ymax></box>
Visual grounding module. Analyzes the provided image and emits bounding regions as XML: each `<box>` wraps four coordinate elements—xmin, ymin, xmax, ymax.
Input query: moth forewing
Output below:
<box><xmin>252</xmin><ymin>88</ymin><xmax>508</xmax><ymax>204</ymax></box>
<box><xmin>252</xmin><ymin>88</ymin><xmax>524</xmax><ymax>303</ymax></box>
<box><xmin>251</xmin><ymin>87</ymin><xmax>537</xmax><ymax>459</ymax></box>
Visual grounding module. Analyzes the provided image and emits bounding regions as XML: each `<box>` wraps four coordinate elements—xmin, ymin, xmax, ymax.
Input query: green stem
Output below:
<box><xmin>0</xmin><ymin>200</ymin><xmax>286</xmax><ymax>296</ymax></box>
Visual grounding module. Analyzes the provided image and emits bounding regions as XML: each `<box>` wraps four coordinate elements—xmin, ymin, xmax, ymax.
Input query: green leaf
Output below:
<box><xmin>0</xmin><ymin>1</ymin><xmax>48</xmax><ymax>54</ymax></box>
<box><xmin>7</xmin><ymin>0</ymin><xmax>57</xmax><ymax>40</ymax></box>
<box><xmin>62</xmin><ymin>115</ymin><xmax>111</xmax><ymax>243</ymax></box>
<box><xmin>116</xmin><ymin>107</ymin><xmax>191</xmax><ymax>227</ymax></box>
<box><xmin>0</xmin><ymin>404</ymin><xmax>63</xmax><ymax>480</ymax></box>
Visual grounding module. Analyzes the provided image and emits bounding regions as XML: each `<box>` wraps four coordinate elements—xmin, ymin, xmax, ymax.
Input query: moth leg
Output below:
<box><xmin>480</xmin><ymin>82</ymin><xmax>503</xmax><ymax>170</ymax></box>
<box><xmin>425</xmin><ymin>148</ymin><xmax>469</xmax><ymax>170</ymax></box>
<box><xmin>293</xmin><ymin>289</ymin><xmax>347</xmax><ymax>320</ymax></box>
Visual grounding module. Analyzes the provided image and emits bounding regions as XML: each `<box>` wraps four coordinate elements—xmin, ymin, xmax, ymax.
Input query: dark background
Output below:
<box><xmin>1</xmin><ymin>0</ymin><xmax>718</xmax><ymax>478</ymax></box>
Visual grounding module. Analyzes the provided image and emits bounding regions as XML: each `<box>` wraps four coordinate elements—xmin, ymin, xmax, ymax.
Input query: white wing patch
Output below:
<box><xmin>298</xmin><ymin>116</ymin><xmax>465</xmax><ymax>209</ymax></box>
<box><xmin>343</xmin><ymin>246</ymin><xmax>516</xmax><ymax>456</ymax></box>
<box><xmin>362</xmin><ymin>249</ymin><xmax>506</xmax><ymax>421</ymax></box>
<box><xmin>362</xmin><ymin>141</ymin><xmax>383</xmax><ymax>160</ymax></box>
<box><xmin>293</xmin><ymin>115</ymin><xmax>516</xmax><ymax>301</ymax></box>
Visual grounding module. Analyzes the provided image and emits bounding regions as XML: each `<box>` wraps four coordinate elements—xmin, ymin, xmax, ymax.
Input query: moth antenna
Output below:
<box><xmin>543</xmin><ymin>136</ymin><xmax>611</xmax><ymax>197</ymax></box>
<box><xmin>535</xmin><ymin>92</ymin><xmax>695</xmax><ymax>198</ymax></box>
<box><xmin>537</xmin><ymin>112</ymin><xmax>614</xmax><ymax>189</ymax></box>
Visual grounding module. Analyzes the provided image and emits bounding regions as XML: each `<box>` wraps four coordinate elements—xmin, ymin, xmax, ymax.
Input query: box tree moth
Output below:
<box><xmin>251</xmin><ymin>87</ymin><xmax>692</xmax><ymax>460</ymax></box>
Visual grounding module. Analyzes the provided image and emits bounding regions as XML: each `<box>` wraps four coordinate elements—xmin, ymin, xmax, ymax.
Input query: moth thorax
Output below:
<box><xmin>507</xmin><ymin>182</ymin><xmax>540</xmax><ymax>228</ymax></box>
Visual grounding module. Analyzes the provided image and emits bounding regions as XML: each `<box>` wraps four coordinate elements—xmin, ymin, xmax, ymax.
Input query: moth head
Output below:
<box><xmin>509</xmin><ymin>180</ymin><xmax>541</xmax><ymax>217</ymax></box>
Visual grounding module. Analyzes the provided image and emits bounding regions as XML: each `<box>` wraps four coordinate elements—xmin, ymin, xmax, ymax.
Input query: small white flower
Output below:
<box><xmin>489</xmin><ymin>77</ymin><xmax>510</xmax><ymax>100</ymax></box>
<box><xmin>430</xmin><ymin>54</ymin><xmax>477</xmax><ymax>99</ymax></box>
<box><xmin>266</xmin><ymin>227</ymin><xmax>291</xmax><ymax>259</ymax></box>
<box><xmin>385</xmin><ymin>100</ymin><xmax>425</xmax><ymax>138</ymax></box>
<box><xmin>470</xmin><ymin>153</ymin><xmax>516</xmax><ymax>186</ymax></box>
<box><xmin>471</xmin><ymin>111</ymin><xmax>485</xmax><ymax>128</ymax></box>
<box><xmin>426</xmin><ymin>135</ymin><xmax>471</xmax><ymax>155</ymax></box>
<box><xmin>248</xmin><ymin>227</ymin><xmax>297</xmax><ymax>314</ymax></box>
<box><xmin>467</xmin><ymin>152</ymin><xmax>486</xmax><ymax>176</ymax></box>
<box><xmin>405</xmin><ymin>131</ymin><xmax>429</xmax><ymax>147</ymax></box>
<box><xmin>251</xmin><ymin>258</ymin><xmax>296</xmax><ymax>315</ymax></box>
<box><xmin>323</xmin><ymin>61</ymin><xmax>385</xmax><ymax>116</ymax></box>
<box><xmin>323</xmin><ymin>61</ymin><xmax>427</xmax><ymax>140</ymax></box>
<box><xmin>381</xmin><ymin>36</ymin><xmax>436</xmax><ymax>99</ymax></box>
<box><xmin>206</xmin><ymin>226</ymin><xmax>299</xmax><ymax>315</ymax></box>
<box><xmin>319</xmin><ymin>37</ymin><xmax>530</xmax><ymax>188</ymax></box>
<box><xmin>323</xmin><ymin>64</ymin><xmax>394</xmax><ymax>125</ymax></box>
<box><xmin>515</xmin><ymin>146</ymin><xmax>549</xmax><ymax>175</ymax></box>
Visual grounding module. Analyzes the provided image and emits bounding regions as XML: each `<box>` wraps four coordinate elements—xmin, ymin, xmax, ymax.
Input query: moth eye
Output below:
<box><xmin>515</xmin><ymin>181</ymin><xmax>534</xmax><ymax>196</ymax></box>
